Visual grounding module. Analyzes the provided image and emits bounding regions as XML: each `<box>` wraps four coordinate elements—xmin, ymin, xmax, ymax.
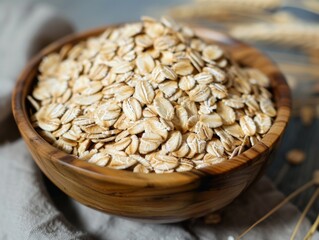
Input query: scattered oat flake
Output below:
<box><xmin>300</xmin><ymin>106</ymin><xmax>314</xmax><ymax>126</ymax></box>
<box><xmin>286</xmin><ymin>149</ymin><xmax>306</xmax><ymax>165</ymax></box>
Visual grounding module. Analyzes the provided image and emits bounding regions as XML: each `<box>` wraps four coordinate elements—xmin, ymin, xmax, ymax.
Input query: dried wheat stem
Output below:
<box><xmin>236</xmin><ymin>180</ymin><xmax>315</xmax><ymax>239</ymax></box>
<box><xmin>279</xmin><ymin>64</ymin><xmax>319</xmax><ymax>77</ymax></box>
<box><xmin>274</xmin><ymin>163</ymin><xmax>289</xmax><ymax>186</ymax></box>
<box><xmin>230</xmin><ymin>24</ymin><xmax>319</xmax><ymax>51</ymax></box>
<box><xmin>195</xmin><ymin>0</ymin><xmax>281</xmax><ymax>9</ymax></box>
<box><xmin>303</xmin><ymin>213</ymin><xmax>319</xmax><ymax>240</ymax></box>
<box><xmin>304</xmin><ymin>0</ymin><xmax>319</xmax><ymax>14</ymax></box>
<box><xmin>169</xmin><ymin>5</ymin><xmax>264</xmax><ymax>20</ymax></box>
<box><xmin>290</xmin><ymin>187</ymin><xmax>319</xmax><ymax>240</ymax></box>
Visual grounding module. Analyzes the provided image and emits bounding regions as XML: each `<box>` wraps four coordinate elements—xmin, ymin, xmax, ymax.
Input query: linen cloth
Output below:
<box><xmin>0</xmin><ymin>2</ymin><xmax>318</xmax><ymax>240</ymax></box>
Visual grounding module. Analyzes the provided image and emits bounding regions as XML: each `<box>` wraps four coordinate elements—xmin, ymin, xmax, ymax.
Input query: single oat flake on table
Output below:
<box><xmin>28</xmin><ymin>16</ymin><xmax>277</xmax><ymax>173</ymax></box>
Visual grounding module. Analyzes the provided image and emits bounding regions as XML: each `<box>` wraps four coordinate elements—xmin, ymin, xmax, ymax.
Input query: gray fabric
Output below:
<box><xmin>0</xmin><ymin>2</ymin><xmax>73</xmax><ymax>122</ymax></box>
<box><xmin>0</xmin><ymin>2</ymin><xmax>318</xmax><ymax>240</ymax></box>
<box><xmin>0</xmin><ymin>140</ymin><xmax>89</xmax><ymax>240</ymax></box>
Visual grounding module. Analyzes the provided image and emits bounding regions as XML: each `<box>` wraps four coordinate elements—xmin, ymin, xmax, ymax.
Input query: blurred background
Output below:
<box><xmin>2</xmin><ymin>0</ymin><xmax>319</xmax><ymax>224</ymax></box>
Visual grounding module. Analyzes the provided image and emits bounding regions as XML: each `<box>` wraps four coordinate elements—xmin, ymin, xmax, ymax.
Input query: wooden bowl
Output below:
<box><xmin>12</xmin><ymin>24</ymin><xmax>291</xmax><ymax>223</ymax></box>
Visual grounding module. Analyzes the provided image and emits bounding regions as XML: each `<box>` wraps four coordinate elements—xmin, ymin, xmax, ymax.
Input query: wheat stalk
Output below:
<box><xmin>290</xmin><ymin>188</ymin><xmax>319</xmax><ymax>239</ymax></box>
<box><xmin>169</xmin><ymin>1</ymin><xmax>277</xmax><ymax>20</ymax></box>
<box><xmin>230</xmin><ymin>23</ymin><xmax>319</xmax><ymax>51</ymax></box>
<box><xmin>238</xmin><ymin>171</ymin><xmax>319</xmax><ymax>239</ymax></box>
<box><xmin>304</xmin><ymin>213</ymin><xmax>319</xmax><ymax>240</ymax></box>
<box><xmin>195</xmin><ymin>0</ymin><xmax>282</xmax><ymax>9</ymax></box>
<box><xmin>170</xmin><ymin>0</ymin><xmax>319</xmax><ymax>53</ymax></box>
<box><xmin>304</xmin><ymin>0</ymin><xmax>319</xmax><ymax>14</ymax></box>
<box><xmin>236</xmin><ymin>180</ymin><xmax>315</xmax><ymax>239</ymax></box>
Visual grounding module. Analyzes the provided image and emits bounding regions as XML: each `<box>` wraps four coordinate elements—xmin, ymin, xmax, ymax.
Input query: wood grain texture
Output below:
<box><xmin>12</xmin><ymin>25</ymin><xmax>291</xmax><ymax>223</ymax></box>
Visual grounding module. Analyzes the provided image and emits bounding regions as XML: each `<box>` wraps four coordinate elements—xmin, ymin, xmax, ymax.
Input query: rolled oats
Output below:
<box><xmin>153</xmin><ymin>96</ymin><xmax>175</xmax><ymax>120</ymax></box>
<box><xmin>29</xmin><ymin>16</ymin><xmax>277</xmax><ymax>173</ymax></box>
<box><xmin>240</xmin><ymin>116</ymin><xmax>257</xmax><ymax>136</ymax></box>
<box><xmin>122</xmin><ymin>97</ymin><xmax>142</xmax><ymax>121</ymax></box>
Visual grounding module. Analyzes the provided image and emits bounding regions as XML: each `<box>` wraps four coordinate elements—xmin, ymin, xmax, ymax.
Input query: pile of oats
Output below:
<box><xmin>28</xmin><ymin>16</ymin><xmax>277</xmax><ymax>173</ymax></box>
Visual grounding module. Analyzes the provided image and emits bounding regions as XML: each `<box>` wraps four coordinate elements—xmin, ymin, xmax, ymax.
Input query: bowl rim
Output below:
<box><xmin>12</xmin><ymin>24</ymin><xmax>291</xmax><ymax>187</ymax></box>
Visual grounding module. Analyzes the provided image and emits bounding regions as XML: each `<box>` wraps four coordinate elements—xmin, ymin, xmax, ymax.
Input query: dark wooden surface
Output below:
<box><xmin>267</xmin><ymin>118</ymin><xmax>319</xmax><ymax>221</ymax></box>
